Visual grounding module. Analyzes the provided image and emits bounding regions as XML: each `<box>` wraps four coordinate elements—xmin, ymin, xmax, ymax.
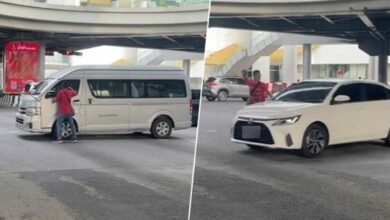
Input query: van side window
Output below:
<box><xmin>130</xmin><ymin>81</ymin><xmax>146</xmax><ymax>98</ymax></box>
<box><xmin>147</xmin><ymin>80</ymin><xmax>186</xmax><ymax>98</ymax></box>
<box><xmin>130</xmin><ymin>80</ymin><xmax>186</xmax><ymax>98</ymax></box>
<box><xmin>88</xmin><ymin>80</ymin><xmax>130</xmax><ymax>98</ymax></box>
<box><xmin>46</xmin><ymin>80</ymin><xmax>80</xmax><ymax>98</ymax></box>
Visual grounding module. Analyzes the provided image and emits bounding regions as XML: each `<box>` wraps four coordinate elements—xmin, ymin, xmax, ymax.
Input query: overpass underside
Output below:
<box><xmin>210</xmin><ymin>0</ymin><xmax>390</xmax><ymax>83</ymax></box>
<box><xmin>0</xmin><ymin>0</ymin><xmax>209</xmax><ymax>54</ymax></box>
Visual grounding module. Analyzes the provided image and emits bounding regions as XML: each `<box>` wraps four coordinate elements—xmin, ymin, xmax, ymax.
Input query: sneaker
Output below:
<box><xmin>52</xmin><ymin>140</ymin><xmax>63</xmax><ymax>144</ymax></box>
<box><xmin>71</xmin><ymin>139</ymin><xmax>78</xmax><ymax>143</ymax></box>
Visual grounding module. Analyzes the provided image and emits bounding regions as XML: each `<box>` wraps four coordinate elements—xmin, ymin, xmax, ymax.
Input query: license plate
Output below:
<box><xmin>242</xmin><ymin>126</ymin><xmax>261</xmax><ymax>139</ymax></box>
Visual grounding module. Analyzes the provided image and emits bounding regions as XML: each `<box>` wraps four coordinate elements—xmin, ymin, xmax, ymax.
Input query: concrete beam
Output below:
<box><xmin>211</xmin><ymin>0</ymin><xmax>390</xmax><ymax>17</ymax></box>
<box><xmin>0</xmin><ymin>0</ymin><xmax>208</xmax><ymax>36</ymax></box>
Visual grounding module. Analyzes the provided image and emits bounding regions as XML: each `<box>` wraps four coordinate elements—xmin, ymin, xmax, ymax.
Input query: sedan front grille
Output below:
<box><xmin>16</xmin><ymin>118</ymin><xmax>24</xmax><ymax>124</ymax></box>
<box><xmin>234</xmin><ymin>121</ymin><xmax>274</xmax><ymax>144</ymax></box>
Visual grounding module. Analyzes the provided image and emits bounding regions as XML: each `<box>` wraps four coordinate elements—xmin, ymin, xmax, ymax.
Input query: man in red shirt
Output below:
<box><xmin>53</xmin><ymin>82</ymin><xmax>77</xmax><ymax>143</ymax></box>
<box><xmin>243</xmin><ymin>70</ymin><xmax>272</xmax><ymax>105</ymax></box>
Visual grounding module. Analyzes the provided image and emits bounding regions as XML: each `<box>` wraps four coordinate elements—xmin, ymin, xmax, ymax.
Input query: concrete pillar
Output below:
<box><xmin>302</xmin><ymin>43</ymin><xmax>311</xmax><ymax>80</ymax></box>
<box><xmin>368</xmin><ymin>56</ymin><xmax>379</xmax><ymax>81</ymax></box>
<box><xmin>39</xmin><ymin>42</ymin><xmax>45</xmax><ymax>81</ymax></box>
<box><xmin>183</xmin><ymin>59</ymin><xmax>191</xmax><ymax>78</ymax></box>
<box><xmin>122</xmin><ymin>48</ymin><xmax>138</xmax><ymax>65</ymax></box>
<box><xmin>378</xmin><ymin>40</ymin><xmax>388</xmax><ymax>84</ymax></box>
<box><xmin>282</xmin><ymin>46</ymin><xmax>297</xmax><ymax>83</ymax></box>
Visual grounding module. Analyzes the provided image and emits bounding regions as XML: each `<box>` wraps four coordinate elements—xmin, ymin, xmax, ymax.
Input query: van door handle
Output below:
<box><xmin>73</xmin><ymin>99</ymin><xmax>80</xmax><ymax>103</ymax></box>
<box><xmin>88</xmin><ymin>98</ymin><xmax>94</xmax><ymax>104</ymax></box>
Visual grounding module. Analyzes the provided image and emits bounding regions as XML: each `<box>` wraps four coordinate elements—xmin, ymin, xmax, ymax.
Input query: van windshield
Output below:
<box><xmin>30</xmin><ymin>79</ymin><xmax>56</xmax><ymax>95</ymax></box>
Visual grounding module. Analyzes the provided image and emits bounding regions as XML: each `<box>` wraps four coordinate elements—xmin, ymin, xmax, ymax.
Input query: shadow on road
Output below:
<box><xmin>17</xmin><ymin>133</ymin><xmax>181</xmax><ymax>141</ymax></box>
<box><xmin>236</xmin><ymin>141</ymin><xmax>390</xmax><ymax>162</ymax></box>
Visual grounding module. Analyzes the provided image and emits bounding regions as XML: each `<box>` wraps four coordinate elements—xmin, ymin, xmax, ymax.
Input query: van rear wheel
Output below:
<box><xmin>151</xmin><ymin>117</ymin><xmax>173</xmax><ymax>139</ymax></box>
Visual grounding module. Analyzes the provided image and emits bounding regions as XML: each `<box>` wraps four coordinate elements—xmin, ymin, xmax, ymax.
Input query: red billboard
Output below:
<box><xmin>3</xmin><ymin>42</ymin><xmax>40</xmax><ymax>94</ymax></box>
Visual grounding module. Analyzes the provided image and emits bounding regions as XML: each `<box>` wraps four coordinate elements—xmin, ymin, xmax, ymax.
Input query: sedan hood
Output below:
<box><xmin>237</xmin><ymin>101</ymin><xmax>318</xmax><ymax>119</ymax></box>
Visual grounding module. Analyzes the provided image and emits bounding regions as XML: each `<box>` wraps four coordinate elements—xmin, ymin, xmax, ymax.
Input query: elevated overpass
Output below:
<box><xmin>210</xmin><ymin>0</ymin><xmax>390</xmax><ymax>82</ymax></box>
<box><xmin>0</xmin><ymin>0</ymin><xmax>209</xmax><ymax>53</ymax></box>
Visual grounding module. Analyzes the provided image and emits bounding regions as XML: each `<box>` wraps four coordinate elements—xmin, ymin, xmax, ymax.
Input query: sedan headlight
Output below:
<box><xmin>272</xmin><ymin>115</ymin><xmax>301</xmax><ymax>126</ymax></box>
<box><xmin>26</xmin><ymin>107</ymin><xmax>40</xmax><ymax>116</ymax></box>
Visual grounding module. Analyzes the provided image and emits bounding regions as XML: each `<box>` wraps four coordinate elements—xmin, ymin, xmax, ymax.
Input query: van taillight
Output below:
<box><xmin>190</xmin><ymin>99</ymin><xmax>193</xmax><ymax>116</ymax></box>
<box><xmin>207</xmin><ymin>82</ymin><xmax>218</xmax><ymax>87</ymax></box>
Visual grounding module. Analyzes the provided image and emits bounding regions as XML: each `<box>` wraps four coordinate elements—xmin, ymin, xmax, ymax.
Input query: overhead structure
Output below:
<box><xmin>0</xmin><ymin>0</ymin><xmax>209</xmax><ymax>53</ymax></box>
<box><xmin>210</xmin><ymin>0</ymin><xmax>390</xmax><ymax>83</ymax></box>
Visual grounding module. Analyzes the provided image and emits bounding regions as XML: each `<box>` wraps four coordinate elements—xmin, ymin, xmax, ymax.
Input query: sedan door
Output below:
<box><xmin>327</xmin><ymin>83</ymin><xmax>366</xmax><ymax>143</ymax></box>
<box><xmin>360</xmin><ymin>83</ymin><xmax>390</xmax><ymax>138</ymax></box>
<box><xmin>234</xmin><ymin>78</ymin><xmax>250</xmax><ymax>98</ymax></box>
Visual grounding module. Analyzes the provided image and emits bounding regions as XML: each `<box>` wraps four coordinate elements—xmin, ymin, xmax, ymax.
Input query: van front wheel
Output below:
<box><xmin>151</xmin><ymin>117</ymin><xmax>173</xmax><ymax>139</ymax></box>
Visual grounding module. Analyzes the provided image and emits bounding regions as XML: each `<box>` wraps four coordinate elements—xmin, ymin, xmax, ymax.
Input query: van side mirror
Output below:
<box><xmin>333</xmin><ymin>95</ymin><xmax>350</xmax><ymax>104</ymax></box>
<box><xmin>45</xmin><ymin>90</ymin><xmax>56</xmax><ymax>98</ymax></box>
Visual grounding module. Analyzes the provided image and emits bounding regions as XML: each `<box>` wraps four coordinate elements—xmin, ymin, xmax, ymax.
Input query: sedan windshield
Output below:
<box><xmin>273</xmin><ymin>82</ymin><xmax>337</xmax><ymax>103</ymax></box>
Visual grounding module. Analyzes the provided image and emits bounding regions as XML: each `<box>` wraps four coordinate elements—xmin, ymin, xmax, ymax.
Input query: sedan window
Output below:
<box><xmin>273</xmin><ymin>82</ymin><xmax>336</xmax><ymax>103</ymax></box>
<box><xmin>332</xmin><ymin>83</ymin><xmax>364</xmax><ymax>103</ymax></box>
<box><xmin>362</xmin><ymin>84</ymin><xmax>390</xmax><ymax>101</ymax></box>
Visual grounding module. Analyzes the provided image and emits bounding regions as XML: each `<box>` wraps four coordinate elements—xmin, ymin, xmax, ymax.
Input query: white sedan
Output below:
<box><xmin>231</xmin><ymin>79</ymin><xmax>390</xmax><ymax>157</ymax></box>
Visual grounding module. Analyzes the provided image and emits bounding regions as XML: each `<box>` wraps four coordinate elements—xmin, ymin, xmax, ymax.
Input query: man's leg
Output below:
<box><xmin>67</xmin><ymin>116</ymin><xmax>77</xmax><ymax>141</ymax></box>
<box><xmin>56</xmin><ymin>115</ymin><xmax>65</xmax><ymax>141</ymax></box>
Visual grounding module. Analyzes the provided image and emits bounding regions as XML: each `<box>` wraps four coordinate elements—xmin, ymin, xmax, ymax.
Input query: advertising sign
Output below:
<box><xmin>3</xmin><ymin>42</ymin><xmax>40</xmax><ymax>94</ymax></box>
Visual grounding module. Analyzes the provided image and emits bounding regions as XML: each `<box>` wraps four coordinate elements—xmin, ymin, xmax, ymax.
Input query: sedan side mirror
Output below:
<box><xmin>333</xmin><ymin>95</ymin><xmax>351</xmax><ymax>104</ymax></box>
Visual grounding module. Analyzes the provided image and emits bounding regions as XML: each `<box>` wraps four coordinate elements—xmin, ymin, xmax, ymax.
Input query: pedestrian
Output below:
<box><xmin>244</xmin><ymin>70</ymin><xmax>272</xmax><ymax>105</ymax></box>
<box><xmin>53</xmin><ymin>82</ymin><xmax>78</xmax><ymax>143</ymax></box>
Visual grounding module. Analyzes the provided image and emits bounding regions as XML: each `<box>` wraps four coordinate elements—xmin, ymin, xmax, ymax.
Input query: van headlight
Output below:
<box><xmin>272</xmin><ymin>115</ymin><xmax>300</xmax><ymax>126</ymax></box>
<box><xmin>26</xmin><ymin>107</ymin><xmax>40</xmax><ymax>116</ymax></box>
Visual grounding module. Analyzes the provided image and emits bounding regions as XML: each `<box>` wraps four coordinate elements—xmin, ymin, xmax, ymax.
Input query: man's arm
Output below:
<box><xmin>68</xmin><ymin>87</ymin><xmax>77</xmax><ymax>97</ymax></box>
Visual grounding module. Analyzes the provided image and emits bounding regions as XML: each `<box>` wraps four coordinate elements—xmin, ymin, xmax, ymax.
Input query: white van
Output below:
<box><xmin>16</xmin><ymin>65</ymin><xmax>192</xmax><ymax>139</ymax></box>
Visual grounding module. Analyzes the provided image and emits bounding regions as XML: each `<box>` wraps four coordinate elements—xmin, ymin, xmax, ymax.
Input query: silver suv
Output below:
<box><xmin>203</xmin><ymin>77</ymin><xmax>249</xmax><ymax>102</ymax></box>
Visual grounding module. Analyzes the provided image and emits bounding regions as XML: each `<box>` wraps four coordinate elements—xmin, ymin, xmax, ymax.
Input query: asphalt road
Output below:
<box><xmin>190</xmin><ymin>98</ymin><xmax>390</xmax><ymax>220</ymax></box>
<box><xmin>0</xmin><ymin>107</ymin><xmax>195</xmax><ymax>220</ymax></box>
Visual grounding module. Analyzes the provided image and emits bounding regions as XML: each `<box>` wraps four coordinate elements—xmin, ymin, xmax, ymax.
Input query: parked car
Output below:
<box><xmin>191</xmin><ymin>89</ymin><xmax>201</xmax><ymax>126</ymax></box>
<box><xmin>203</xmin><ymin>77</ymin><xmax>249</xmax><ymax>102</ymax></box>
<box><xmin>16</xmin><ymin>65</ymin><xmax>192</xmax><ymax>139</ymax></box>
<box><xmin>231</xmin><ymin>79</ymin><xmax>390</xmax><ymax>157</ymax></box>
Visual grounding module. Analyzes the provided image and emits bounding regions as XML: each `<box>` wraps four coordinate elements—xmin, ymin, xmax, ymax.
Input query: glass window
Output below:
<box><xmin>206</xmin><ymin>77</ymin><xmax>216</xmax><ymax>83</ymax></box>
<box><xmin>233</xmin><ymin>78</ymin><xmax>246</xmax><ymax>85</ymax></box>
<box><xmin>363</xmin><ymin>84</ymin><xmax>390</xmax><ymax>101</ymax></box>
<box><xmin>220</xmin><ymin>78</ymin><xmax>235</xmax><ymax>84</ymax></box>
<box><xmin>130</xmin><ymin>81</ymin><xmax>146</xmax><ymax>98</ymax></box>
<box><xmin>332</xmin><ymin>83</ymin><xmax>364</xmax><ymax>103</ymax></box>
<box><xmin>146</xmin><ymin>80</ymin><xmax>186</xmax><ymax>98</ymax></box>
<box><xmin>88</xmin><ymin>80</ymin><xmax>129</xmax><ymax>98</ymax></box>
<box><xmin>45</xmin><ymin>80</ymin><xmax>80</xmax><ymax>98</ymax></box>
<box><xmin>273</xmin><ymin>82</ymin><xmax>336</xmax><ymax>103</ymax></box>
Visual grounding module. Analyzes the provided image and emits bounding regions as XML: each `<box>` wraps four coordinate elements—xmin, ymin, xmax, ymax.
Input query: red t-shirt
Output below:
<box><xmin>245</xmin><ymin>79</ymin><xmax>268</xmax><ymax>103</ymax></box>
<box><xmin>55</xmin><ymin>88</ymin><xmax>76</xmax><ymax>115</ymax></box>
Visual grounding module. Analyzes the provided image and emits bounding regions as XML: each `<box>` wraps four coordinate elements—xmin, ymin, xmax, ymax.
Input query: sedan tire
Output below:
<box><xmin>384</xmin><ymin>130</ymin><xmax>390</xmax><ymax>147</ymax></box>
<box><xmin>301</xmin><ymin>123</ymin><xmax>328</xmax><ymax>158</ymax></box>
<box><xmin>217</xmin><ymin>90</ymin><xmax>228</xmax><ymax>102</ymax></box>
<box><xmin>206</xmin><ymin>96</ymin><xmax>216</xmax><ymax>101</ymax></box>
